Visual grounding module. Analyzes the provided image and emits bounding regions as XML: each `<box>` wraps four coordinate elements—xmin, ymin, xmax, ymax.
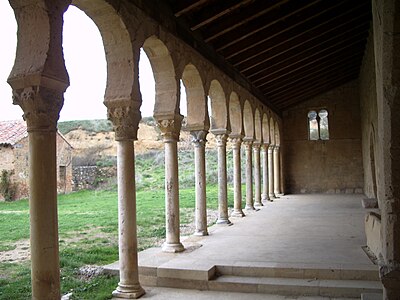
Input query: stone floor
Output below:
<box><xmin>105</xmin><ymin>194</ymin><xmax>381</xmax><ymax>298</ymax></box>
<box><xmin>139</xmin><ymin>286</ymin><xmax>355</xmax><ymax>299</ymax></box>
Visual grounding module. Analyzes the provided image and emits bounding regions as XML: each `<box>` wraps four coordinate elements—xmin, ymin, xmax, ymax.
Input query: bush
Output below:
<box><xmin>0</xmin><ymin>170</ymin><xmax>16</xmax><ymax>201</ymax></box>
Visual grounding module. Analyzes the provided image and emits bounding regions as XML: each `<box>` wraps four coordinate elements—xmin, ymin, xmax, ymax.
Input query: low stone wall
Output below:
<box><xmin>72</xmin><ymin>166</ymin><xmax>117</xmax><ymax>191</ymax></box>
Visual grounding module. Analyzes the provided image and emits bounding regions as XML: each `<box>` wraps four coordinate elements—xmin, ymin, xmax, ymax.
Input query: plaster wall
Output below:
<box><xmin>282</xmin><ymin>81</ymin><xmax>363</xmax><ymax>194</ymax></box>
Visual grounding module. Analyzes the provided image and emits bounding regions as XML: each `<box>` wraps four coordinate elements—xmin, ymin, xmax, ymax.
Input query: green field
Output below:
<box><xmin>0</xmin><ymin>146</ymin><xmax>248</xmax><ymax>299</ymax></box>
<box><xmin>0</xmin><ymin>184</ymin><xmax>235</xmax><ymax>299</ymax></box>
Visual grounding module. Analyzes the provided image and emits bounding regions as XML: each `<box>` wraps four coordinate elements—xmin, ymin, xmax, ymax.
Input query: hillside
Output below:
<box><xmin>59</xmin><ymin>119</ymin><xmax>217</xmax><ymax>160</ymax></box>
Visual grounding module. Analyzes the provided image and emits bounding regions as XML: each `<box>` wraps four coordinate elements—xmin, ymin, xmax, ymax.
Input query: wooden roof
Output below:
<box><xmin>137</xmin><ymin>0</ymin><xmax>371</xmax><ymax>112</ymax></box>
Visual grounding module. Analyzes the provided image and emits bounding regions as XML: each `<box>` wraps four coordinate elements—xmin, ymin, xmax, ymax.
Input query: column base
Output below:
<box><xmin>245</xmin><ymin>204</ymin><xmax>257</xmax><ymax>211</ymax></box>
<box><xmin>231</xmin><ymin>209</ymin><xmax>245</xmax><ymax>217</ymax></box>
<box><xmin>193</xmin><ymin>229</ymin><xmax>209</xmax><ymax>236</ymax></box>
<box><xmin>269</xmin><ymin>193</ymin><xmax>276</xmax><ymax>199</ymax></box>
<box><xmin>254</xmin><ymin>201</ymin><xmax>263</xmax><ymax>207</ymax></box>
<box><xmin>162</xmin><ymin>242</ymin><xmax>185</xmax><ymax>253</ymax></box>
<box><xmin>216</xmin><ymin>218</ymin><xmax>232</xmax><ymax>226</ymax></box>
<box><xmin>112</xmin><ymin>283</ymin><xmax>145</xmax><ymax>299</ymax></box>
<box><xmin>262</xmin><ymin>194</ymin><xmax>270</xmax><ymax>202</ymax></box>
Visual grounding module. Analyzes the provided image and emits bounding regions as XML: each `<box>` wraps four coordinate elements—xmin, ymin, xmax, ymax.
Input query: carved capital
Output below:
<box><xmin>261</xmin><ymin>143</ymin><xmax>269</xmax><ymax>152</ymax></box>
<box><xmin>229</xmin><ymin>136</ymin><xmax>242</xmax><ymax>149</ymax></box>
<box><xmin>156</xmin><ymin>114</ymin><xmax>183</xmax><ymax>142</ymax></box>
<box><xmin>106</xmin><ymin>101</ymin><xmax>141</xmax><ymax>141</ymax></box>
<box><xmin>268</xmin><ymin>145</ymin><xmax>275</xmax><ymax>152</ymax></box>
<box><xmin>242</xmin><ymin>140</ymin><xmax>253</xmax><ymax>151</ymax></box>
<box><xmin>215</xmin><ymin>133</ymin><xmax>228</xmax><ymax>147</ymax></box>
<box><xmin>274</xmin><ymin>145</ymin><xmax>280</xmax><ymax>152</ymax></box>
<box><xmin>253</xmin><ymin>143</ymin><xmax>261</xmax><ymax>151</ymax></box>
<box><xmin>190</xmin><ymin>130</ymin><xmax>208</xmax><ymax>147</ymax></box>
<box><xmin>12</xmin><ymin>85</ymin><xmax>63</xmax><ymax>132</ymax></box>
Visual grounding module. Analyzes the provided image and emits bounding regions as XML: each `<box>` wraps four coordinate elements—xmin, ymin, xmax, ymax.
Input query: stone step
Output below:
<box><xmin>209</xmin><ymin>275</ymin><xmax>383</xmax><ymax>298</ymax></box>
<box><xmin>361</xmin><ymin>293</ymin><xmax>382</xmax><ymax>300</ymax></box>
<box><xmin>215</xmin><ymin>263</ymin><xmax>380</xmax><ymax>281</ymax></box>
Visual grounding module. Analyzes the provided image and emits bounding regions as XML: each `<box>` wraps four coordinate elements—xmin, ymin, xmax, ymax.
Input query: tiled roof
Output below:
<box><xmin>0</xmin><ymin>120</ymin><xmax>28</xmax><ymax>146</ymax></box>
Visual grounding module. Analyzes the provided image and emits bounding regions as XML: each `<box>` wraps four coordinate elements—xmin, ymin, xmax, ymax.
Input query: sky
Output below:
<box><xmin>0</xmin><ymin>3</ymin><xmax>186</xmax><ymax>122</ymax></box>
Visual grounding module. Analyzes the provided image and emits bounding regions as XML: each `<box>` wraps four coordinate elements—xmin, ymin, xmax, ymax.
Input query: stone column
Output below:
<box><xmin>13</xmin><ymin>87</ymin><xmax>64</xmax><ymax>300</ymax></box>
<box><xmin>261</xmin><ymin>144</ymin><xmax>270</xmax><ymax>202</ymax></box>
<box><xmin>230</xmin><ymin>136</ymin><xmax>245</xmax><ymax>217</ymax></box>
<box><xmin>268</xmin><ymin>145</ymin><xmax>276</xmax><ymax>198</ymax></box>
<box><xmin>253</xmin><ymin>143</ymin><xmax>263</xmax><ymax>207</ymax></box>
<box><xmin>243</xmin><ymin>140</ymin><xmax>255</xmax><ymax>210</ymax></box>
<box><xmin>191</xmin><ymin>130</ymin><xmax>208</xmax><ymax>236</ymax></box>
<box><xmin>157</xmin><ymin>115</ymin><xmax>184</xmax><ymax>252</ymax></box>
<box><xmin>274</xmin><ymin>146</ymin><xmax>281</xmax><ymax>195</ymax></box>
<box><xmin>7</xmin><ymin>0</ymin><xmax>70</xmax><ymax>297</ymax></box>
<box><xmin>214</xmin><ymin>133</ymin><xmax>231</xmax><ymax>224</ymax></box>
<box><xmin>108</xmin><ymin>105</ymin><xmax>144</xmax><ymax>299</ymax></box>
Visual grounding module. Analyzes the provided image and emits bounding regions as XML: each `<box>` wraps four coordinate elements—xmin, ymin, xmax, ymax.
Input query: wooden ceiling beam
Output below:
<box><xmin>232</xmin><ymin>8</ymin><xmax>371</xmax><ymax>68</ymax></box>
<box><xmin>204</xmin><ymin>0</ymin><xmax>290</xmax><ymax>42</ymax></box>
<box><xmin>264</xmin><ymin>64</ymin><xmax>361</xmax><ymax>97</ymax></box>
<box><xmin>272</xmin><ymin>73</ymin><xmax>359</xmax><ymax>107</ymax></box>
<box><xmin>260</xmin><ymin>53</ymin><xmax>363</xmax><ymax>93</ymax></box>
<box><xmin>266</xmin><ymin>66</ymin><xmax>361</xmax><ymax>99</ymax></box>
<box><xmin>272</xmin><ymin>72</ymin><xmax>359</xmax><ymax>103</ymax></box>
<box><xmin>213</xmin><ymin>0</ymin><xmax>324</xmax><ymax>52</ymax></box>
<box><xmin>244</xmin><ymin>30</ymin><xmax>367</xmax><ymax>79</ymax></box>
<box><xmin>174</xmin><ymin>0</ymin><xmax>211</xmax><ymax>17</ymax></box>
<box><xmin>276</xmin><ymin>77</ymin><xmax>358</xmax><ymax>109</ymax></box>
<box><xmin>239</xmin><ymin>20</ymin><xmax>370</xmax><ymax>74</ymax></box>
<box><xmin>253</xmin><ymin>42</ymin><xmax>366</xmax><ymax>88</ymax></box>
<box><xmin>190</xmin><ymin>0</ymin><xmax>253</xmax><ymax>31</ymax></box>
<box><xmin>218</xmin><ymin>0</ymin><xmax>355</xmax><ymax>58</ymax></box>
<box><xmin>248</xmin><ymin>32</ymin><xmax>367</xmax><ymax>81</ymax></box>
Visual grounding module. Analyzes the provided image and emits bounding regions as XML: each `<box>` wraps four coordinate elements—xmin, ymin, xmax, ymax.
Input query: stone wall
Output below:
<box><xmin>0</xmin><ymin>134</ymin><xmax>73</xmax><ymax>201</ymax></box>
<box><xmin>282</xmin><ymin>80</ymin><xmax>364</xmax><ymax>194</ymax></box>
<box><xmin>72</xmin><ymin>166</ymin><xmax>117</xmax><ymax>191</ymax></box>
<box><xmin>359</xmin><ymin>33</ymin><xmax>379</xmax><ymax>200</ymax></box>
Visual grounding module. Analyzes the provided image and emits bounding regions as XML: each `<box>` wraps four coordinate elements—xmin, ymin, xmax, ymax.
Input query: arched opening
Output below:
<box><xmin>308</xmin><ymin>110</ymin><xmax>319</xmax><ymax>140</ymax></box>
<box><xmin>229</xmin><ymin>92</ymin><xmax>242</xmax><ymax>136</ymax></box>
<box><xmin>262</xmin><ymin>113</ymin><xmax>270</xmax><ymax>144</ymax></box>
<box><xmin>143</xmin><ymin>36</ymin><xmax>179</xmax><ymax>117</ymax></box>
<box><xmin>209</xmin><ymin>80</ymin><xmax>228</xmax><ymax>131</ymax></box>
<box><xmin>243</xmin><ymin>100</ymin><xmax>254</xmax><ymax>140</ymax></box>
<box><xmin>139</xmin><ymin>48</ymin><xmax>156</xmax><ymax>118</ymax></box>
<box><xmin>254</xmin><ymin>109</ymin><xmax>262</xmax><ymax>143</ymax></box>
<box><xmin>181</xmin><ymin>64</ymin><xmax>208</xmax><ymax>130</ymax></box>
<box><xmin>62</xmin><ymin>5</ymin><xmax>107</xmax><ymax>120</ymax></box>
<box><xmin>269</xmin><ymin>118</ymin><xmax>275</xmax><ymax>146</ymax></box>
<box><xmin>0</xmin><ymin>1</ymin><xmax>20</xmax><ymax>120</ymax></box>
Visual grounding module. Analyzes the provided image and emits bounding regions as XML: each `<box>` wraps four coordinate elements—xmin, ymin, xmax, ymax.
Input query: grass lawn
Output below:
<box><xmin>0</xmin><ymin>184</ymin><xmax>238</xmax><ymax>300</ymax></box>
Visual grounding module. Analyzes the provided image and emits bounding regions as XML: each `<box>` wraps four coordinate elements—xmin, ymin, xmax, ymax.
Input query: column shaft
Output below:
<box><xmin>215</xmin><ymin>134</ymin><xmax>230</xmax><ymax>224</ymax></box>
<box><xmin>29</xmin><ymin>131</ymin><xmax>60</xmax><ymax>300</ymax></box>
<box><xmin>244</xmin><ymin>141</ymin><xmax>255</xmax><ymax>210</ymax></box>
<box><xmin>253</xmin><ymin>144</ymin><xmax>262</xmax><ymax>207</ymax></box>
<box><xmin>274</xmin><ymin>146</ymin><xmax>281</xmax><ymax>195</ymax></box>
<box><xmin>261</xmin><ymin>144</ymin><xmax>270</xmax><ymax>202</ymax></box>
<box><xmin>268</xmin><ymin>146</ymin><xmax>276</xmax><ymax>198</ymax></box>
<box><xmin>163</xmin><ymin>139</ymin><xmax>184</xmax><ymax>252</ymax></box>
<box><xmin>231</xmin><ymin>137</ymin><xmax>245</xmax><ymax>217</ymax></box>
<box><xmin>113</xmin><ymin>141</ymin><xmax>144</xmax><ymax>299</ymax></box>
<box><xmin>192</xmin><ymin>131</ymin><xmax>208</xmax><ymax>236</ymax></box>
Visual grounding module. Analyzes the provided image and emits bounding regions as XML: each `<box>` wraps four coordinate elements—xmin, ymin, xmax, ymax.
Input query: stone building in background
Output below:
<box><xmin>0</xmin><ymin>120</ymin><xmax>73</xmax><ymax>200</ymax></box>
